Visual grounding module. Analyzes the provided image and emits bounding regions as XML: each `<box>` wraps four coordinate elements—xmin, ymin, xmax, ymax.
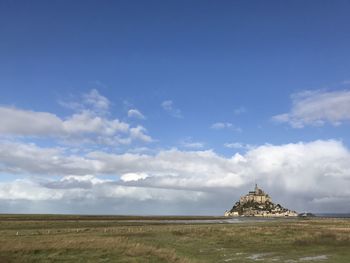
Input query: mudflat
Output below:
<box><xmin>0</xmin><ymin>215</ymin><xmax>349</xmax><ymax>262</ymax></box>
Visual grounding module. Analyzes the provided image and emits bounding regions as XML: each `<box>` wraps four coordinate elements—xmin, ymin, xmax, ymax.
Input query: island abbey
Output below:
<box><xmin>225</xmin><ymin>184</ymin><xmax>298</xmax><ymax>217</ymax></box>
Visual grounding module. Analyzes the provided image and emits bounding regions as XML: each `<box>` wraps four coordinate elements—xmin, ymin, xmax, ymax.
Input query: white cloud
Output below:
<box><xmin>161</xmin><ymin>100</ymin><xmax>173</xmax><ymax>111</ymax></box>
<box><xmin>63</xmin><ymin>111</ymin><xmax>129</xmax><ymax>136</ymax></box>
<box><xmin>0</xmin><ymin>141</ymin><xmax>103</xmax><ymax>175</ymax></box>
<box><xmin>83</xmin><ymin>89</ymin><xmax>110</xmax><ymax>113</ymax></box>
<box><xmin>60</xmin><ymin>89</ymin><xmax>110</xmax><ymax>114</ymax></box>
<box><xmin>121</xmin><ymin>173</ymin><xmax>149</xmax><ymax>182</ymax></box>
<box><xmin>1</xmin><ymin>139</ymin><xmax>350</xmax><ymax>213</ymax></box>
<box><xmin>0</xmin><ymin>107</ymin><xmax>140</xmax><ymax>145</ymax></box>
<box><xmin>126</xmin><ymin>147</ymin><xmax>154</xmax><ymax>154</ymax></box>
<box><xmin>180</xmin><ymin>138</ymin><xmax>205</xmax><ymax>149</ymax></box>
<box><xmin>0</xmin><ymin>90</ymin><xmax>153</xmax><ymax>146</ymax></box>
<box><xmin>161</xmin><ymin>100</ymin><xmax>183</xmax><ymax>118</ymax></box>
<box><xmin>234</xmin><ymin>107</ymin><xmax>246</xmax><ymax>115</ymax></box>
<box><xmin>0</xmin><ymin>179</ymin><xmax>65</xmax><ymax>201</ymax></box>
<box><xmin>210</xmin><ymin>122</ymin><xmax>241</xmax><ymax>132</ymax></box>
<box><xmin>0</xmin><ymin>176</ymin><xmax>204</xmax><ymax>206</ymax></box>
<box><xmin>273</xmin><ymin>89</ymin><xmax>350</xmax><ymax>128</ymax></box>
<box><xmin>130</xmin><ymin>126</ymin><xmax>153</xmax><ymax>143</ymax></box>
<box><xmin>0</xmin><ymin>107</ymin><xmax>63</xmax><ymax>136</ymax></box>
<box><xmin>224</xmin><ymin>142</ymin><xmax>255</xmax><ymax>150</ymax></box>
<box><xmin>127</xmin><ymin>109</ymin><xmax>145</xmax><ymax>119</ymax></box>
<box><xmin>44</xmin><ymin>175</ymin><xmax>108</xmax><ymax>189</ymax></box>
<box><xmin>181</xmin><ymin>142</ymin><xmax>204</xmax><ymax>149</ymax></box>
<box><xmin>211</xmin><ymin>122</ymin><xmax>232</xmax><ymax>129</ymax></box>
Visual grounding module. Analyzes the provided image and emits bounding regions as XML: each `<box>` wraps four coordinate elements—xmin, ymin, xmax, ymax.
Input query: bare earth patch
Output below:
<box><xmin>299</xmin><ymin>255</ymin><xmax>328</xmax><ymax>261</ymax></box>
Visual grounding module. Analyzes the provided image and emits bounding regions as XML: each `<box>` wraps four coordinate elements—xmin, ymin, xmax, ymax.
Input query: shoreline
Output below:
<box><xmin>0</xmin><ymin>213</ymin><xmax>349</xmax><ymax>223</ymax></box>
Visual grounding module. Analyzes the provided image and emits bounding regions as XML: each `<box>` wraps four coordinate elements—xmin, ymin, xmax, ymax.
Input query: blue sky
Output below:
<box><xmin>1</xmin><ymin>0</ymin><xmax>350</xmax><ymax>215</ymax></box>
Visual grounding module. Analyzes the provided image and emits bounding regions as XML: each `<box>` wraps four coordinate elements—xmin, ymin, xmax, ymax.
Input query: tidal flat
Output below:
<box><xmin>0</xmin><ymin>215</ymin><xmax>349</xmax><ymax>262</ymax></box>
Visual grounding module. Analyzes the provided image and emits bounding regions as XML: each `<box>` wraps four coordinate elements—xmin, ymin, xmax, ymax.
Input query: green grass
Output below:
<box><xmin>0</xmin><ymin>215</ymin><xmax>349</xmax><ymax>262</ymax></box>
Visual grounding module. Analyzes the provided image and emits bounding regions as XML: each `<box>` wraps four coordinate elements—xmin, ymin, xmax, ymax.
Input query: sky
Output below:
<box><xmin>1</xmin><ymin>0</ymin><xmax>350</xmax><ymax>215</ymax></box>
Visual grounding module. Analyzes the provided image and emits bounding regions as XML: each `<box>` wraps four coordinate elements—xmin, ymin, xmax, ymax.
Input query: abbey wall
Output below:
<box><xmin>225</xmin><ymin>184</ymin><xmax>298</xmax><ymax>217</ymax></box>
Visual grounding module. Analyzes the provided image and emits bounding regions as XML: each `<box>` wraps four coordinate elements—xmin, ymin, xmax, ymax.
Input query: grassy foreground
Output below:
<box><xmin>0</xmin><ymin>215</ymin><xmax>349</xmax><ymax>262</ymax></box>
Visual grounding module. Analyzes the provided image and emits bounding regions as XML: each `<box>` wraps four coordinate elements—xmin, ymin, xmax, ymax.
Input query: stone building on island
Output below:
<box><xmin>239</xmin><ymin>184</ymin><xmax>271</xmax><ymax>204</ymax></box>
<box><xmin>225</xmin><ymin>184</ymin><xmax>298</xmax><ymax>217</ymax></box>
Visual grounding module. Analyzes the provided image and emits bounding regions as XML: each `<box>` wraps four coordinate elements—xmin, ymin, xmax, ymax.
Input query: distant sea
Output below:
<box><xmin>315</xmin><ymin>213</ymin><xmax>350</xmax><ymax>218</ymax></box>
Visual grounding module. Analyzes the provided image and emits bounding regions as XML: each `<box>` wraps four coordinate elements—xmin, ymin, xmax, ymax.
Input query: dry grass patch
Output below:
<box><xmin>0</xmin><ymin>216</ymin><xmax>350</xmax><ymax>262</ymax></box>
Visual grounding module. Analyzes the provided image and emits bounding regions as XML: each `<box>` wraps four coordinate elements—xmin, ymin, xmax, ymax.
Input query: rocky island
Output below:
<box><xmin>225</xmin><ymin>184</ymin><xmax>298</xmax><ymax>217</ymax></box>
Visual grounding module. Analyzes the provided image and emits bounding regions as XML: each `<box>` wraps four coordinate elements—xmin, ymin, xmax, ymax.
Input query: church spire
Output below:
<box><xmin>254</xmin><ymin>183</ymin><xmax>259</xmax><ymax>194</ymax></box>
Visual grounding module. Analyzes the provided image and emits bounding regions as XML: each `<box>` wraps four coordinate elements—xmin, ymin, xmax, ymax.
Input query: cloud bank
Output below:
<box><xmin>1</xmin><ymin>139</ymin><xmax>349</xmax><ymax>214</ymax></box>
<box><xmin>1</xmin><ymin>88</ymin><xmax>350</xmax><ymax>215</ymax></box>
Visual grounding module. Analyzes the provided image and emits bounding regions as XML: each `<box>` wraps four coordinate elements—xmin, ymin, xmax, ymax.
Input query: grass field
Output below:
<box><xmin>0</xmin><ymin>215</ymin><xmax>349</xmax><ymax>262</ymax></box>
